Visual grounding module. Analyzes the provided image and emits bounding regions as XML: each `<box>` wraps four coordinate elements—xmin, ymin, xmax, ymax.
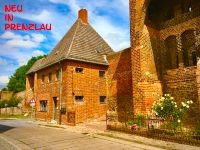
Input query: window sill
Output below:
<box><xmin>100</xmin><ymin>103</ymin><xmax>106</xmax><ymax>105</ymax></box>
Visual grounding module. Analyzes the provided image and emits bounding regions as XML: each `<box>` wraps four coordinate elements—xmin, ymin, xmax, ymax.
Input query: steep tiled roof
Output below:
<box><xmin>27</xmin><ymin>18</ymin><xmax>114</xmax><ymax>74</ymax></box>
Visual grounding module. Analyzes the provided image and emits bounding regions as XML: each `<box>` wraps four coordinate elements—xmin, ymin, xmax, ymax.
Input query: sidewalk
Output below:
<box><xmin>28</xmin><ymin>119</ymin><xmax>200</xmax><ymax>150</ymax></box>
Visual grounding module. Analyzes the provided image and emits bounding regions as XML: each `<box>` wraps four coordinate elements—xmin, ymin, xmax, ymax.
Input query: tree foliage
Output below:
<box><xmin>7</xmin><ymin>55</ymin><xmax>46</xmax><ymax>92</ymax></box>
<box><xmin>0</xmin><ymin>96</ymin><xmax>22</xmax><ymax>108</ymax></box>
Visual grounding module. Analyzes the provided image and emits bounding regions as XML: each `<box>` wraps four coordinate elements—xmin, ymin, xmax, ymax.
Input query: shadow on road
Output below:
<box><xmin>0</xmin><ymin>124</ymin><xmax>15</xmax><ymax>133</ymax></box>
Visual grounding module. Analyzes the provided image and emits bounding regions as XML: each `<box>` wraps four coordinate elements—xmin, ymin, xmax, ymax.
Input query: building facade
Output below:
<box><xmin>127</xmin><ymin>0</ymin><xmax>200</xmax><ymax>122</ymax></box>
<box><xmin>26</xmin><ymin>9</ymin><xmax>113</xmax><ymax>124</ymax></box>
<box><xmin>27</xmin><ymin>0</ymin><xmax>200</xmax><ymax>124</ymax></box>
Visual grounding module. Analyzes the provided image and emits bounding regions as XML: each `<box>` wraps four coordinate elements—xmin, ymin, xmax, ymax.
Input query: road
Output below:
<box><xmin>0</xmin><ymin>119</ymin><xmax>163</xmax><ymax>150</ymax></box>
<box><xmin>0</xmin><ymin>119</ymin><xmax>199</xmax><ymax>150</ymax></box>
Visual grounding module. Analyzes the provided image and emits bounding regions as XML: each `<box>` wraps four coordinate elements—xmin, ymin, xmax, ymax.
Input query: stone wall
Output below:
<box><xmin>0</xmin><ymin>107</ymin><xmax>22</xmax><ymax>115</ymax></box>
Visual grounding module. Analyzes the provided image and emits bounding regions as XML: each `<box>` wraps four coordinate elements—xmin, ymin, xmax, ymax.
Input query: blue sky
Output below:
<box><xmin>0</xmin><ymin>0</ymin><xmax>130</xmax><ymax>88</ymax></box>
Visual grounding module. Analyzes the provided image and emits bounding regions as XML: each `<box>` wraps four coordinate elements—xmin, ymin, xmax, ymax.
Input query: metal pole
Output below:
<box><xmin>59</xmin><ymin>63</ymin><xmax>63</xmax><ymax>125</ymax></box>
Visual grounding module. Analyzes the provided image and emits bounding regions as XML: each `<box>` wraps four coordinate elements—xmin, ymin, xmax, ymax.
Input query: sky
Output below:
<box><xmin>0</xmin><ymin>0</ymin><xmax>130</xmax><ymax>88</ymax></box>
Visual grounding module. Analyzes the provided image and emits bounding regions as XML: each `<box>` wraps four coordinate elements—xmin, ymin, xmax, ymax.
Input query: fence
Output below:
<box><xmin>0</xmin><ymin>107</ymin><xmax>22</xmax><ymax>115</ymax></box>
<box><xmin>106</xmin><ymin>111</ymin><xmax>200</xmax><ymax>146</ymax></box>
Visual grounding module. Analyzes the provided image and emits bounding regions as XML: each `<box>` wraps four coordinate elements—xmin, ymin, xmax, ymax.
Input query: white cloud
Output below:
<box><xmin>31</xmin><ymin>33</ymin><xmax>47</xmax><ymax>43</ymax></box>
<box><xmin>0</xmin><ymin>32</ymin><xmax>46</xmax><ymax>49</ymax></box>
<box><xmin>15</xmin><ymin>10</ymin><xmax>52</xmax><ymax>23</ymax></box>
<box><xmin>91</xmin><ymin>16</ymin><xmax>130</xmax><ymax>50</ymax></box>
<box><xmin>32</xmin><ymin>50</ymin><xmax>45</xmax><ymax>57</ymax></box>
<box><xmin>6</xmin><ymin>39</ymin><xmax>39</xmax><ymax>49</ymax></box>
<box><xmin>0</xmin><ymin>76</ymin><xmax>9</xmax><ymax>84</ymax></box>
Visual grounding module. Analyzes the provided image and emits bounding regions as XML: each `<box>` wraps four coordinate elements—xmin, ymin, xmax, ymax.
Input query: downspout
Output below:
<box><xmin>59</xmin><ymin>61</ymin><xmax>63</xmax><ymax>125</ymax></box>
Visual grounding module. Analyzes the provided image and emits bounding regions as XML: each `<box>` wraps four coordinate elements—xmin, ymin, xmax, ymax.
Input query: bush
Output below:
<box><xmin>128</xmin><ymin>113</ymin><xmax>146</xmax><ymax>127</ymax></box>
<box><xmin>7</xmin><ymin>96</ymin><xmax>22</xmax><ymax>107</ymax></box>
<box><xmin>195</xmin><ymin>123</ymin><xmax>200</xmax><ymax>137</ymax></box>
<box><xmin>152</xmin><ymin>94</ymin><xmax>193</xmax><ymax>131</ymax></box>
<box><xmin>0</xmin><ymin>100</ymin><xmax>6</xmax><ymax>108</ymax></box>
<box><xmin>134</xmin><ymin>113</ymin><xmax>146</xmax><ymax>127</ymax></box>
<box><xmin>0</xmin><ymin>97</ymin><xmax>22</xmax><ymax>108</ymax></box>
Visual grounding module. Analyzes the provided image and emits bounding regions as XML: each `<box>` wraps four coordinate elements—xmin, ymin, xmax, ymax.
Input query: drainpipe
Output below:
<box><xmin>59</xmin><ymin>62</ymin><xmax>63</xmax><ymax>125</ymax></box>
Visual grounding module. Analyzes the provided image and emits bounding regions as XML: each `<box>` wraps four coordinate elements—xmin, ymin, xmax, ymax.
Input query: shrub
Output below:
<box><xmin>195</xmin><ymin>123</ymin><xmax>200</xmax><ymax>138</ymax></box>
<box><xmin>152</xmin><ymin>94</ymin><xmax>193</xmax><ymax>130</ymax></box>
<box><xmin>128</xmin><ymin>113</ymin><xmax>146</xmax><ymax>127</ymax></box>
<box><xmin>0</xmin><ymin>100</ymin><xmax>7</xmax><ymax>108</ymax></box>
<box><xmin>134</xmin><ymin>113</ymin><xmax>146</xmax><ymax>127</ymax></box>
<box><xmin>7</xmin><ymin>96</ymin><xmax>22</xmax><ymax>107</ymax></box>
<box><xmin>0</xmin><ymin>97</ymin><xmax>22</xmax><ymax>108</ymax></box>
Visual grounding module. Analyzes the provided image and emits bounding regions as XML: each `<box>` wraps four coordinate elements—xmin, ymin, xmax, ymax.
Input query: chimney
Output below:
<box><xmin>78</xmin><ymin>9</ymin><xmax>88</xmax><ymax>24</ymax></box>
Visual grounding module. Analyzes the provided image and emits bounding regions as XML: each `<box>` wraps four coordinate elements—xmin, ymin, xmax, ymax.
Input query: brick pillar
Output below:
<box><xmin>129</xmin><ymin>0</ymin><xmax>163</xmax><ymax>115</ymax></box>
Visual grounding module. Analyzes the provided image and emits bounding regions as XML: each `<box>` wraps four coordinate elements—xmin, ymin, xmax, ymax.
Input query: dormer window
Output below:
<box><xmin>96</xmin><ymin>45</ymin><xmax>102</xmax><ymax>53</ymax></box>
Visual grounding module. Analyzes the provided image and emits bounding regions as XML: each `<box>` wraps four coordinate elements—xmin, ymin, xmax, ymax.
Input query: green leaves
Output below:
<box><xmin>152</xmin><ymin>94</ymin><xmax>193</xmax><ymax>123</ymax></box>
<box><xmin>7</xmin><ymin>55</ymin><xmax>47</xmax><ymax>93</ymax></box>
<box><xmin>0</xmin><ymin>96</ymin><xmax>22</xmax><ymax>108</ymax></box>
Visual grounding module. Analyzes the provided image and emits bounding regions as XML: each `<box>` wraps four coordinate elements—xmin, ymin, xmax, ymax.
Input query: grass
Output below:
<box><xmin>0</xmin><ymin>114</ymin><xmax>30</xmax><ymax>119</ymax></box>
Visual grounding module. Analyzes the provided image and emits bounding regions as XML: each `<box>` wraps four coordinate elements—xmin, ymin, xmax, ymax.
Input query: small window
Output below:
<box><xmin>56</xmin><ymin>70</ymin><xmax>60</xmax><ymax>81</ymax></box>
<box><xmin>40</xmin><ymin>100</ymin><xmax>47</xmax><ymax>112</ymax></box>
<box><xmin>100</xmin><ymin>96</ymin><xmax>106</xmax><ymax>104</ymax></box>
<box><xmin>99</xmin><ymin>71</ymin><xmax>105</xmax><ymax>78</ymax></box>
<box><xmin>75</xmin><ymin>96</ymin><xmax>84</xmax><ymax>102</ymax></box>
<box><xmin>75</xmin><ymin>67</ymin><xmax>83</xmax><ymax>73</ymax></box>
<box><xmin>48</xmin><ymin>73</ymin><xmax>52</xmax><ymax>82</ymax></box>
<box><xmin>41</xmin><ymin>75</ymin><xmax>45</xmax><ymax>83</ymax></box>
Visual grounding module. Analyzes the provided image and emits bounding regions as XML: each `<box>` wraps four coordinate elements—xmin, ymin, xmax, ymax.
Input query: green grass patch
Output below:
<box><xmin>0</xmin><ymin>114</ymin><xmax>29</xmax><ymax>119</ymax></box>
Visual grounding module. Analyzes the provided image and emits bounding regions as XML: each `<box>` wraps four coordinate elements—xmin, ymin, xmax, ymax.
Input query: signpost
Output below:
<box><xmin>30</xmin><ymin>99</ymin><xmax>35</xmax><ymax>119</ymax></box>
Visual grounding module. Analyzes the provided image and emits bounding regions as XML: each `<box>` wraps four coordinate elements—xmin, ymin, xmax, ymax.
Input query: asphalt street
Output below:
<box><xmin>0</xmin><ymin>119</ymin><xmax>164</xmax><ymax>150</ymax></box>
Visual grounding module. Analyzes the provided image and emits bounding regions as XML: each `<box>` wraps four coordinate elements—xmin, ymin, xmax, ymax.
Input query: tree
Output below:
<box><xmin>1</xmin><ymin>87</ymin><xmax>8</xmax><ymax>91</ymax></box>
<box><xmin>7</xmin><ymin>55</ymin><xmax>47</xmax><ymax>92</ymax></box>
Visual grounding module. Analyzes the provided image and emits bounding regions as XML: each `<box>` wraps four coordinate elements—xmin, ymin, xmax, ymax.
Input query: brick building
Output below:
<box><xmin>127</xmin><ymin>0</ymin><xmax>200</xmax><ymax>121</ymax></box>
<box><xmin>26</xmin><ymin>9</ymin><xmax>113</xmax><ymax>124</ymax></box>
<box><xmin>27</xmin><ymin>0</ymin><xmax>200</xmax><ymax>124</ymax></box>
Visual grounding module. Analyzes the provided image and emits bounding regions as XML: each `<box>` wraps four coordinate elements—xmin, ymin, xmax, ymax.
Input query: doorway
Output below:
<box><xmin>53</xmin><ymin>97</ymin><xmax>58</xmax><ymax>120</ymax></box>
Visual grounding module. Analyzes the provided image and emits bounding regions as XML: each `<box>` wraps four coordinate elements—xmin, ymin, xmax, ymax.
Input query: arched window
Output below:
<box><xmin>165</xmin><ymin>36</ymin><xmax>178</xmax><ymax>69</ymax></box>
<box><xmin>181</xmin><ymin>30</ymin><xmax>196</xmax><ymax>66</ymax></box>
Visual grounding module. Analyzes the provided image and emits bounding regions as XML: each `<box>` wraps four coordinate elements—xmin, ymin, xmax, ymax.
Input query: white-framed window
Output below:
<box><xmin>40</xmin><ymin>100</ymin><xmax>48</xmax><ymax>112</ymax></box>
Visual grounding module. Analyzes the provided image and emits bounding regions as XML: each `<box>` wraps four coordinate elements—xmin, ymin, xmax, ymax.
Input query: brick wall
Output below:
<box><xmin>107</xmin><ymin>48</ymin><xmax>133</xmax><ymax>121</ymax></box>
<box><xmin>129</xmin><ymin>0</ymin><xmax>200</xmax><ymax>117</ymax></box>
<box><xmin>28</xmin><ymin>60</ymin><xmax>108</xmax><ymax>124</ymax></box>
<box><xmin>163</xmin><ymin>66</ymin><xmax>200</xmax><ymax>123</ymax></box>
<box><xmin>0</xmin><ymin>91</ymin><xmax>13</xmax><ymax>100</ymax></box>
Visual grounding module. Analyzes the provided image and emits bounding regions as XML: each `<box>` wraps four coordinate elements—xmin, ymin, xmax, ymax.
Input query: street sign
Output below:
<box><xmin>30</xmin><ymin>99</ymin><xmax>35</xmax><ymax>107</ymax></box>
